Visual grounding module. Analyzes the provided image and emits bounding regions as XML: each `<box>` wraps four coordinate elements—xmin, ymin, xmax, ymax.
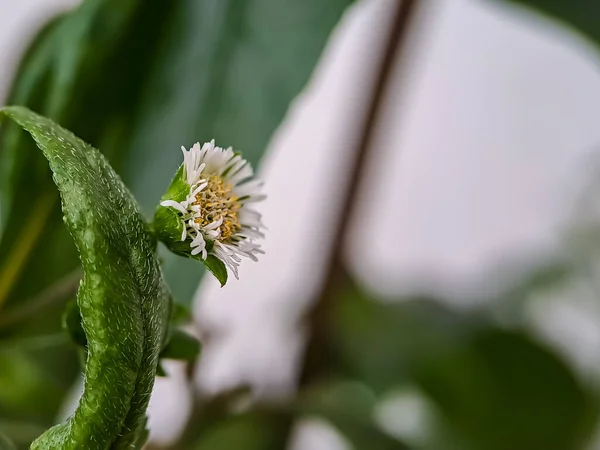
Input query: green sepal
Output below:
<box><xmin>203</xmin><ymin>255</ymin><xmax>228</xmax><ymax>287</ymax></box>
<box><xmin>154</xmin><ymin>165</ymin><xmax>229</xmax><ymax>286</ymax></box>
<box><xmin>153</xmin><ymin>164</ymin><xmax>188</xmax><ymax>254</ymax></box>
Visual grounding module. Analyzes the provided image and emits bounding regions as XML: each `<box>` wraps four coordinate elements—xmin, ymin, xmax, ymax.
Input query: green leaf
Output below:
<box><xmin>160</xmin><ymin>329</ymin><xmax>202</xmax><ymax>362</ymax></box>
<box><xmin>331</xmin><ymin>283</ymin><xmax>597</xmax><ymax>450</ymax></box>
<box><xmin>202</xmin><ymin>255</ymin><xmax>228</xmax><ymax>287</ymax></box>
<box><xmin>301</xmin><ymin>381</ymin><xmax>409</xmax><ymax>450</ymax></box>
<box><xmin>498</xmin><ymin>1</ymin><xmax>600</xmax><ymax>47</ymax></box>
<box><xmin>0</xmin><ymin>106</ymin><xmax>170</xmax><ymax>449</ymax></box>
<box><xmin>0</xmin><ymin>351</ymin><xmax>65</xmax><ymax>423</ymax></box>
<box><xmin>415</xmin><ymin>330</ymin><xmax>596</xmax><ymax>450</ymax></box>
<box><xmin>0</xmin><ymin>420</ymin><xmax>46</xmax><ymax>450</ymax></box>
<box><xmin>156</xmin><ymin>363</ymin><xmax>167</xmax><ymax>378</ymax></box>
<box><xmin>191</xmin><ymin>411</ymin><xmax>291</xmax><ymax>450</ymax></box>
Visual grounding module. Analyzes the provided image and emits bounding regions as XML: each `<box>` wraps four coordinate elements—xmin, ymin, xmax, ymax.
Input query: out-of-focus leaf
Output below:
<box><xmin>0</xmin><ymin>420</ymin><xmax>45</xmax><ymax>450</ymax></box>
<box><xmin>0</xmin><ymin>431</ymin><xmax>16</xmax><ymax>450</ymax></box>
<box><xmin>170</xmin><ymin>300</ymin><xmax>192</xmax><ymax>325</ymax></box>
<box><xmin>301</xmin><ymin>380</ymin><xmax>409</xmax><ymax>450</ymax></box>
<box><xmin>497</xmin><ymin>1</ymin><xmax>600</xmax><ymax>47</ymax></box>
<box><xmin>160</xmin><ymin>328</ymin><xmax>201</xmax><ymax>362</ymax></box>
<box><xmin>416</xmin><ymin>329</ymin><xmax>596</xmax><ymax>450</ymax></box>
<box><xmin>155</xmin><ymin>363</ymin><xmax>167</xmax><ymax>378</ymax></box>
<box><xmin>0</xmin><ymin>351</ymin><xmax>64</xmax><ymax>422</ymax></box>
<box><xmin>332</xmin><ymin>282</ymin><xmax>597</xmax><ymax>450</ymax></box>
<box><xmin>0</xmin><ymin>0</ymin><xmax>170</xmax><ymax>310</ymax></box>
<box><xmin>191</xmin><ymin>411</ymin><xmax>290</xmax><ymax>450</ymax></box>
<box><xmin>0</xmin><ymin>106</ymin><xmax>170</xmax><ymax>449</ymax></box>
<box><xmin>0</xmin><ymin>302</ymin><xmax>77</xmax><ymax>427</ymax></box>
<box><xmin>332</xmin><ymin>286</ymin><xmax>481</xmax><ymax>393</ymax></box>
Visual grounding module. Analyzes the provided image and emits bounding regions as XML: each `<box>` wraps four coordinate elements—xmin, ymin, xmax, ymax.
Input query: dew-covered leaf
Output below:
<box><xmin>0</xmin><ymin>106</ymin><xmax>170</xmax><ymax>449</ymax></box>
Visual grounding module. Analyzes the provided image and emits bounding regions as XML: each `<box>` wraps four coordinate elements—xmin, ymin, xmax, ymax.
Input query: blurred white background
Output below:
<box><xmin>3</xmin><ymin>0</ymin><xmax>600</xmax><ymax>447</ymax></box>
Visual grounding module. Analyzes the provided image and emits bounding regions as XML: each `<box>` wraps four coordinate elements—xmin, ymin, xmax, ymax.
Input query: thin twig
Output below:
<box><xmin>298</xmin><ymin>0</ymin><xmax>421</xmax><ymax>386</ymax></box>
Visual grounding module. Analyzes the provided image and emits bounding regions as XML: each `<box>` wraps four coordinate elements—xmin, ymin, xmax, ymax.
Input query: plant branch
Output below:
<box><xmin>298</xmin><ymin>0</ymin><xmax>421</xmax><ymax>386</ymax></box>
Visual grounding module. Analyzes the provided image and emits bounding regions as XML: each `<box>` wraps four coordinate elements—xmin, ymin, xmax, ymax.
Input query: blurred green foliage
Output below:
<box><xmin>331</xmin><ymin>279</ymin><xmax>598</xmax><ymax>450</ymax></box>
<box><xmin>0</xmin><ymin>431</ymin><xmax>16</xmax><ymax>450</ymax></box>
<box><xmin>190</xmin><ymin>412</ymin><xmax>291</xmax><ymax>450</ymax></box>
<box><xmin>501</xmin><ymin>0</ymin><xmax>600</xmax><ymax>46</ymax></box>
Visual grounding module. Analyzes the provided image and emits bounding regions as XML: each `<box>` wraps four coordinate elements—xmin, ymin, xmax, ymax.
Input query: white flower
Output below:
<box><xmin>160</xmin><ymin>140</ymin><xmax>266</xmax><ymax>278</ymax></box>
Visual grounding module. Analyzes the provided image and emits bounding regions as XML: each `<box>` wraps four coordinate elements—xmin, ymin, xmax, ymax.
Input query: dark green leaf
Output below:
<box><xmin>332</xmin><ymin>282</ymin><xmax>597</xmax><ymax>450</ymax></box>
<box><xmin>301</xmin><ymin>381</ymin><xmax>409</xmax><ymax>450</ymax></box>
<box><xmin>191</xmin><ymin>411</ymin><xmax>291</xmax><ymax>450</ymax></box>
<box><xmin>156</xmin><ymin>363</ymin><xmax>167</xmax><ymax>378</ymax></box>
<box><xmin>170</xmin><ymin>301</ymin><xmax>192</xmax><ymax>325</ymax></box>
<box><xmin>203</xmin><ymin>255</ymin><xmax>228</xmax><ymax>287</ymax></box>
<box><xmin>0</xmin><ymin>0</ymin><xmax>178</xmax><ymax>312</ymax></box>
<box><xmin>498</xmin><ymin>1</ymin><xmax>600</xmax><ymax>47</ymax></box>
<box><xmin>160</xmin><ymin>328</ymin><xmax>201</xmax><ymax>362</ymax></box>
<box><xmin>0</xmin><ymin>106</ymin><xmax>170</xmax><ymax>449</ymax></box>
<box><xmin>0</xmin><ymin>351</ymin><xmax>64</xmax><ymax>423</ymax></box>
<box><xmin>0</xmin><ymin>420</ymin><xmax>46</xmax><ymax>450</ymax></box>
<box><xmin>416</xmin><ymin>329</ymin><xmax>596</xmax><ymax>450</ymax></box>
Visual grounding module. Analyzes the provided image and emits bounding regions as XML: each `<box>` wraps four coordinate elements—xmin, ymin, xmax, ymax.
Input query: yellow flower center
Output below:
<box><xmin>194</xmin><ymin>175</ymin><xmax>241</xmax><ymax>240</ymax></box>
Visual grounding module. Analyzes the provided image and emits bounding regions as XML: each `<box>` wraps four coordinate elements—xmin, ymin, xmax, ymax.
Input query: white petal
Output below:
<box><xmin>203</xmin><ymin>217</ymin><xmax>223</xmax><ymax>230</ymax></box>
<box><xmin>160</xmin><ymin>200</ymin><xmax>188</xmax><ymax>215</ymax></box>
<box><xmin>233</xmin><ymin>179</ymin><xmax>263</xmax><ymax>198</ymax></box>
<box><xmin>243</xmin><ymin>194</ymin><xmax>267</xmax><ymax>203</ymax></box>
<box><xmin>180</xmin><ymin>225</ymin><xmax>187</xmax><ymax>241</ymax></box>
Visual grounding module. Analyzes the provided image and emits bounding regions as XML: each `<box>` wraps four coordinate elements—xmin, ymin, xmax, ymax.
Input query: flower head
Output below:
<box><xmin>157</xmin><ymin>140</ymin><xmax>265</xmax><ymax>279</ymax></box>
